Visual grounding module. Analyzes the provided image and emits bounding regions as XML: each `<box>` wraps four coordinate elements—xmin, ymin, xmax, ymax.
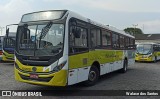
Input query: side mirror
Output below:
<box><xmin>72</xmin><ymin>28</ymin><xmax>81</xmax><ymax>38</ymax></box>
<box><xmin>23</xmin><ymin>27</ymin><xmax>30</xmax><ymax>40</ymax></box>
<box><xmin>6</xmin><ymin>28</ymin><xmax>9</xmax><ymax>37</ymax></box>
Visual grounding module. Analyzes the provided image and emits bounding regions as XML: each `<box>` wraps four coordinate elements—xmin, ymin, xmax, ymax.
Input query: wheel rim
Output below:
<box><xmin>89</xmin><ymin>71</ymin><xmax>96</xmax><ymax>81</ymax></box>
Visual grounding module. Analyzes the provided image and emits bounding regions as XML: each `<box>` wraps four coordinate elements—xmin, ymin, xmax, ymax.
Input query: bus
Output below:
<box><xmin>14</xmin><ymin>10</ymin><xmax>135</xmax><ymax>86</ymax></box>
<box><xmin>135</xmin><ymin>42</ymin><xmax>160</xmax><ymax>62</ymax></box>
<box><xmin>1</xmin><ymin>24</ymin><xmax>18</xmax><ymax>62</ymax></box>
<box><xmin>2</xmin><ymin>32</ymin><xmax>16</xmax><ymax>62</ymax></box>
<box><xmin>0</xmin><ymin>36</ymin><xmax>4</xmax><ymax>61</ymax></box>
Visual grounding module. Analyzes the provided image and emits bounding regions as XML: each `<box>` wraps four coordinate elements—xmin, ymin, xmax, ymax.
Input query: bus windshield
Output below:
<box><xmin>3</xmin><ymin>37</ymin><xmax>15</xmax><ymax>48</ymax></box>
<box><xmin>17</xmin><ymin>23</ymin><xmax>64</xmax><ymax>56</ymax></box>
<box><xmin>136</xmin><ymin>44</ymin><xmax>152</xmax><ymax>54</ymax></box>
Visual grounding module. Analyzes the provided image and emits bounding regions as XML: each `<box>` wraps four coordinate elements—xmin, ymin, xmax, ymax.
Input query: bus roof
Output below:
<box><xmin>67</xmin><ymin>10</ymin><xmax>135</xmax><ymax>38</ymax></box>
<box><xmin>21</xmin><ymin>10</ymin><xmax>135</xmax><ymax>38</ymax></box>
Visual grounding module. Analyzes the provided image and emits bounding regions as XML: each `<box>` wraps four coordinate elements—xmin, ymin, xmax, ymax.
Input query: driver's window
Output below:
<box><xmin>69</xmin><ymin>20</ymin><xmax>88</xmax><ymax>54</ymax></box>
<box><xmin>70</xmin><ymin>26</ymin><xmax>87</xmax><ymax>47</ymax></box>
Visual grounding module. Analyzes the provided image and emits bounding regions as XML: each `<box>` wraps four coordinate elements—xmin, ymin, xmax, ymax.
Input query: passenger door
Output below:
<box><xmin>68</xmin><ymin>18</ymin><xmax>89</xmax><ymax>85</ymax></box>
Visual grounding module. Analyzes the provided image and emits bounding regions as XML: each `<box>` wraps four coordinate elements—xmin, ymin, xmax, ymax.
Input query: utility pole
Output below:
<box><xmin>132</xmin><ymin>24</ymin><xmax>138</xmax><ymax>36</ymax></box>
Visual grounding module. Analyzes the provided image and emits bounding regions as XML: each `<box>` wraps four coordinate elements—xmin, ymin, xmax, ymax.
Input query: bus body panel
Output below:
<box><xmin>135</xmin><ymin>54</ymin><xmax>154</xmax><ymax>62</ymax></box>
<box><xmin>15</xmin><ymin>57</ymin><xmax>68</xmax><ymax>86</ymax></box>
<box><xmin>15</xmin><ymin>50</ymin><xmax>135</xmax><ymax>86</ymax></box>
<box><xmin>68</xmin><ymin>50</ymin><xmax>135</xmax><ymax>85</ymax></box>
<box><xmin>2</xmin><ymin>50</ymin><xmax>14</xmax><ymax>62</ymax></box>
<box><xmin>14</xmin><ymin>67</ymin><xmax>67</xmax><ymax>86</ymax></box>
<box><xmin>69</xmin><ymin>50</ymin><xmax>124</xmax><ymax>69</ymax></box>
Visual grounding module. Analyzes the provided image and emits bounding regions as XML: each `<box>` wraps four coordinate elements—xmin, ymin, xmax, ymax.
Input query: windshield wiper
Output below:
<box><xmin>39</xmin><ymin>22</ymin><xmax>53</xmax><ymax>44</ymax></box>
<box><xmin>39</xmin><ymin>22</ymin><xmax>53</xmax><ymax>48</ymax></box>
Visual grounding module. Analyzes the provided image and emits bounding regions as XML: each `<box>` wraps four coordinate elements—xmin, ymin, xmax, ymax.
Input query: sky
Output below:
<box><xmin>0</xmin><ymin>0</ymin><xmax>160</xmax><ymax>35</ymax></box>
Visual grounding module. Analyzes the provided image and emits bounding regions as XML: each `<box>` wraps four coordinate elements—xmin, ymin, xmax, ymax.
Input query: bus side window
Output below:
<box><xmin>69</xmin><ymin>25</ymin><xmax>88</xmax><ymax>54</ymax></box>
<box><xmin>102</xmin><ymin>30</ymin><xmax>111</xmax><ymax>48</ymax></box>
<box><xmin>112</xmin><ymin>33</ymin><xmax>119</xmax><ymax>49</ymax></box>
<box><xmin>125</xmin><ymin>37</ymin><xmax>129</xmax><ymax>49</ymax></box>
<box><xmin>119</xmin><ymin>35</ymin><xmax>125</xmax><ymax>49</ymax></box>
<box><xmin>90</xmin><ymin>28</ymin><xmax>101</xmax><ymax>48</ymax></box>
<box><xmin>153</xmin><ymin>45</ymin><xmax>159</xmax><ymax>51</ymax></box>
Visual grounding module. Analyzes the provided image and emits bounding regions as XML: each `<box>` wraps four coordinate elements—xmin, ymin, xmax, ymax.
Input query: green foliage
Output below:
<box><xmin>124</xmin><ymin>28</ymin><xmax>143</xmax><ymax>35</ymax></box>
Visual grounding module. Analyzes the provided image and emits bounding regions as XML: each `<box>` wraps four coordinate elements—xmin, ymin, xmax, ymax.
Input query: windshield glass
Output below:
<box><xmin>3</xmin><ymin>37</ymin><xmax>15</xmax><ymax>48</ymax></box>
<box><xmin>17</xmin><ymin>23</ymin><xmax>64</xmax><ymax>56</ymax></box>
<box><xmin>136</xmin><ymin>44</ymin><xmax>152</xmax><ymax>54</ymax></box>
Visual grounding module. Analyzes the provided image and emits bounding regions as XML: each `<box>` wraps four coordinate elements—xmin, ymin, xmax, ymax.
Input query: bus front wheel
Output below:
<box><xmin>84</xmin><ymin>65</ymin><xmax>99</xmax><ymax>86</ymax></box>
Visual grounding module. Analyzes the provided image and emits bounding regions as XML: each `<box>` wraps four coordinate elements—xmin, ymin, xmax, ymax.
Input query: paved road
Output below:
<box><xmin>0</xmin><ymin>61</ymin><xmax>160</xmax><ymax>98</ymax></box>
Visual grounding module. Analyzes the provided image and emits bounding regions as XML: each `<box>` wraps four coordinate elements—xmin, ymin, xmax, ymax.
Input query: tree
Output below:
<box><xmin>124</xmin><ymin>27</ymin><xmax>143</xmax><ymax>35</ymax></box>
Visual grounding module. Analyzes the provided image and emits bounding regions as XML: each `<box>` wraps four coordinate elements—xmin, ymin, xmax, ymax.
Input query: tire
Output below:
<box><xmin>83</xmin><ymin>65</ymin><xmax>99</xmax><ymax>86</ymax></box>
<box><xmin>119</xmin><ymin>60</ymin><xmax>128</xmax><ymax>73</ymax></box>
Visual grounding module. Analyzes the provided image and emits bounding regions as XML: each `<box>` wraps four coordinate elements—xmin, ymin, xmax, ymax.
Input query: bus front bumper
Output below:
<box><xmin>2</xmin><ymin>52</ymin><xmax>14</xmax><ymax>62</ymax></box>
<box><xmin>135</xmin><ymin>57</ymin><xmax>153</xmax><ymax>62</ymax></box>
<box><xmin>14</xmin><ymin>67</ymin><xmax>68</xmax><ymax>86</ymax></box>
<box><xmin>2</xmin><ymin>55</ymin><xmax>14</xmax><ymax>62</ymax></box>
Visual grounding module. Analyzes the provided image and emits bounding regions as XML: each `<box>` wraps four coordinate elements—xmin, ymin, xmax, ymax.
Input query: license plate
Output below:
<box><xmin>30</xmin><ymin>74</ymin><xmax>38</xmax><ymax>79</ymax></box>
<box><xmin>141</xmin><ymin>59</ymin><xmax>146</xmax><ymax>61</ymax></box>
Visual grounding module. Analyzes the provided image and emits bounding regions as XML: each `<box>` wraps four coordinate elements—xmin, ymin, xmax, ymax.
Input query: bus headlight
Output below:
<box><xmin>52</xmin><ymin>61</ymin><xmax>67</xmax><ymax>72</ymax></box>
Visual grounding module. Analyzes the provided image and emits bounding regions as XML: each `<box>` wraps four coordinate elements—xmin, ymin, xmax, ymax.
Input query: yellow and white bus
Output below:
<box><xmin>1</xmin><ymin>24</ymin><xmax>18</xmax><ymax>62</ymax></box>
<box><xmin>2</xmin><ymin>34</ymin><xmax>16</xmax><ymax>62</ymax></box>
<box><xmin>135</xmin><ymin>43</ymin><xmax>160</xmax><ymax>62</ymax></box>
<box><xmin>14</xmin><ymin>10</ymin><xmax>135</xmax><ymax>86</ymax></box>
